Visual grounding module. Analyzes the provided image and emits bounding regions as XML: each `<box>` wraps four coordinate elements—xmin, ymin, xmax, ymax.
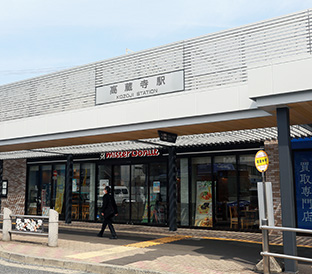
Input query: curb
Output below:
<box><xmin>0</xmin><ymin>250</ymin><xmax>172</xmax><ymax>274</ymax></box>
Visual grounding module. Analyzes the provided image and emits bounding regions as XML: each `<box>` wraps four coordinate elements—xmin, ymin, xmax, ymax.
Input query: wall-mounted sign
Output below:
<box><xmin>100</xmin><ymin>179</ymin><xmax>110</xmax><ymax>188</ymax></box>
<box><xmin>1</xmin><ymin>180</ymin><xmax>8</xmax><ymax>197</ymax></box>
<box><xmin>15</xmin><ymin>218</ymin><xmax>44</xmax><ymax>233</ymax></box>
<box><xmin>294</xmin><ymin>151</ymin><xmax>312</xmax><ymax>229</ymax></box>
<box><xmin>153</xmin><ymin>181</ymin><xmax>160</xmax><ymax>193</ymax></box>
<box><xmin>100</xmin><ymin>149</ymin><xmax>160</xmax><ymax>160</ymax></box>
<box><xmin>42</xmin><ymin>206</ymin><xmax>50</xmax><ymax>216</ymax></box>
<box><xmin>194</xmin><ymin>181</ymin><xmax>212</xmax><ymax>227</ymax></box>
<box><xmin>96</xmin><ymin>70</ymin><xmax>184</xmax><ymax>105</ymax></box>
<box><xmin>72</xmin><ymin>179</ymin><xmax>78</xmax><ymax>192</ymax></box>
<box><xmin>53</xmin><ymin>170</ymin><xmax>57</xmax><ymax>180</ymax></box>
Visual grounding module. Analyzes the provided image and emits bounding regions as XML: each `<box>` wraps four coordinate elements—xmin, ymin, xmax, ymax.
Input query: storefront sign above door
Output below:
<box><xmin>100</xmin><ymin>149</ymin><xmax>160</xmax><ymax>160</ymax></box>
<box><xmin>96</xmin><ymin>70</ymin><xmax>184</xmax><ymax>104</ymax></box>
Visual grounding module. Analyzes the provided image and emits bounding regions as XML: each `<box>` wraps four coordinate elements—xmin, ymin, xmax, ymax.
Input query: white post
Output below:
<box><xmin>48</xmin><ymin>209</ymin><xmax>59</xmax><ymax>247</ymax></box>
<box><xmin>261</xmin><ymin>172</ymin><xmax>270</xmax><ymax>274</ymax></box>
<box><xmin>2</xmin><ymin>207</ymin><xmax>12</xmax><ymax>241</ymax></box>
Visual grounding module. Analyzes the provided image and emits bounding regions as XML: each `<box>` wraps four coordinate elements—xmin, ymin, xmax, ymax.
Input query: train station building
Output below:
<box><xmin>1</xmin><ymin>9</ymin><xmax>312</xmax><ymax>240</ymax></box>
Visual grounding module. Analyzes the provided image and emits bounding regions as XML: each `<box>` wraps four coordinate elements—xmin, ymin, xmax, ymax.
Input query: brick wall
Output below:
<box><xmin>2</xmin><ymin>159</ymin><xmax>26</xmax><ymax>214</ymax></box>
<box><xmin>264</xmin><ymin>140</ymin><xmax>282</xmax><ymax>235</ymax></box>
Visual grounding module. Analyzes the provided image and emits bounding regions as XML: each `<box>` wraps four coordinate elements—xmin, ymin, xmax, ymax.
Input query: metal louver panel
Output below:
<box><xmin>1</xmin><ymin>10</ymin><xmax>311</xmax><ymax>122</ymax></box>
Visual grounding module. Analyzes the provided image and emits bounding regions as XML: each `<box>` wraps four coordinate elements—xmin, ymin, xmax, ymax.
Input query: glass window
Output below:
<box><xmin>191</xmin><ymin>157</ymin><xmax>213</xmax><ymax>227</ymax></box>
<box><xmin>40</xmin><ymin>165</ymin><xmax>52</xmax><ymax>215</ymax></box>
<box><xmin>27</xmin><ymin>165</ymin><xmax>39</xmax><ymax>215</ymax></box>
<box><xmin>71</xmin><ymin>164</ymin><xmax>80</xmax><ymax>220</ymax></box>
<box><xmin>53</xmin><ymin>164</ymin><xmax>66</xmax><ymax>219</ymax></box>
<box><xmin>113</xmin><ymin>165</ymin><xmax>130</xmax><ymax>222</ymax></box>
<box><xmin>97</xmin><ymin>165</ymin><xmax>112</xmax><ymax>220</ymax></box>
<box><xmin>131</xmin><ymin>164</ymin><xmax>148</xmax><ymax>224</ymax></box>
<box><xmin>80</xmin><ymin>163</ymin><xmax>96</xmax><ymax>221</ymax></box>
<box><xmin>214</xmin><ymin>155</ymin><xmax>237</xmax><ymax>229</ymax></box>
<box><xmin>149</xmin><ymin>162</ymin><xmax>167</xmax><ymax>225</ymax></box>
<box><xmin>177</xmin><ymin>158</ymin><xmax>189</xmax><ymax>226</ymax></box>
<box><xmin>239</xmin><ymin>154</ymin><xmax>261</xmax><ymax>230</ymax></box>
<box><xmin>28</xmin><ymin>164</ymin><xmax>65</xmax><ymax>218</ymax></box>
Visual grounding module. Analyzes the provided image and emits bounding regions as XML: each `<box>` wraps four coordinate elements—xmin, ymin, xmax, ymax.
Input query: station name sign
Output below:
<box><xmin>100</xmin><ymin>149</ymin><xmax>160</xmax><ymax>160</ymax></box>
<box><xmin>95</xmin><ymin>70</ymin><xmax>184</xmax><ymax>105</ymax></box>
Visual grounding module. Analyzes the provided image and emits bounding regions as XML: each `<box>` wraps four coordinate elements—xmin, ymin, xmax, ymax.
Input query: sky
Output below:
<box><xmin>1</xmin><ymin>0</ymin><xmax>312</xmax><ymax>86</ymax></box>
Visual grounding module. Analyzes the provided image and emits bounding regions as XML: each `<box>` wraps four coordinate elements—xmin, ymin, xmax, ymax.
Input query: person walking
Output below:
<box><xmin>97</xmin><ymin>186</ymin><xmax>118</xmax><ymax>239</ymax></box>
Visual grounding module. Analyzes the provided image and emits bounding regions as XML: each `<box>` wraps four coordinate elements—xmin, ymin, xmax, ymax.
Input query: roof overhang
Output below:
<box><xmin>0</xmin><ymin>109</ymin><xmax>275</xmax><ymax>152</ymax></box>
<box><xmin>2</xmin><ymin>100</ymin><xmax>312</xmax><ymax>153</ymax></box>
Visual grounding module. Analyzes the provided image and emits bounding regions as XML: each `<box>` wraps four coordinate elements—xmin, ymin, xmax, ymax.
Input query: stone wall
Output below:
<box><xmin>2</xmin><ymin>159</ymin><xmax>26</xmax><ymax>214</ymax></box>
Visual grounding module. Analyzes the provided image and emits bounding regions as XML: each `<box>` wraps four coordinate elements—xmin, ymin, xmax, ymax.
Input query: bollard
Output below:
<box><xmin>48</xmin><ymin>209</ymin><xmax>59</xmax><ymax>247</ymax></box>
<box><xmin>2</xmin><ymin>207</ymin><xmax>12</xmax><ymax>241</ymax></box>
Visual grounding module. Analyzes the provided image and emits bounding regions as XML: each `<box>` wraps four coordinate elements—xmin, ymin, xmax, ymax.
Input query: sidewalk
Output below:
<box><xmin>0</xmin><ymin>222</ymin><xmax>311</xmax><ymax>274</ymax></box>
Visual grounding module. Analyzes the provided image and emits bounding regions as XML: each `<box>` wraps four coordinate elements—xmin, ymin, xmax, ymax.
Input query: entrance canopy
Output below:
<box><xmin>1</xmin><ymin>10</ymin><xmax>312</xmax><ymax>152</ymax></box>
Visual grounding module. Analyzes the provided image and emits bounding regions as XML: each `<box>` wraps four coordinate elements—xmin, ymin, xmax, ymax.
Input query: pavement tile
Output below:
<box><xmin>1</xmin><ymin>221</ymin><xmax>312</xmax><ymax>274</ymax></box>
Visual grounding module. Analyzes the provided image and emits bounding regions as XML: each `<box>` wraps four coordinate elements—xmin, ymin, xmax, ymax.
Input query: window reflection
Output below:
<box><xmin>131</xmin><ymin>164</ymin><xmax>148</xmax><ymax>224</ymax></box>
<box><xmin>113</xmin><ymin>165</ymin><xmax>130</xmax><ymax>222</ymax></box>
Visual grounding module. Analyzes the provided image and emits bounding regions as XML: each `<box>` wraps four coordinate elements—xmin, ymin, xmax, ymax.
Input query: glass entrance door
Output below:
<box><xmin>100</xmin><ymin>162</ymin><xmax>167</xmax><ymax>225</ymax></box>
<box><xmin>112</xmin><ymin>163</ymin><xmax>158</xmax><ymax>224</ymax></box>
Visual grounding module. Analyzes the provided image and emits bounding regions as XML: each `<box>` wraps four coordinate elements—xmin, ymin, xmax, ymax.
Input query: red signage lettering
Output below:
<box><xmin>101</xmin><ymin>149</ymin><xmax>160</xmax><ymax>160</ymax></box>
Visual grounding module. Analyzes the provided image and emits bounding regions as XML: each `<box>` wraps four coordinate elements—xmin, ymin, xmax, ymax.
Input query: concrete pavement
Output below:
<box><xmin>0</xmin><ymin>222</ymin><xmax>312</xmax><ymax>274</ymax></box>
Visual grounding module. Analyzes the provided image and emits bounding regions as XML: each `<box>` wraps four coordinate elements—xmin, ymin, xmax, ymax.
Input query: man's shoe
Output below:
<box><xmin>97</xmin><ymin>233</ymin><xmax>103</xmax><ymax>237</ymax></box>
<box><xmin>109</xmin><ymin>235</ymin><xmax>117</xmax><ymax>239</ymax></box>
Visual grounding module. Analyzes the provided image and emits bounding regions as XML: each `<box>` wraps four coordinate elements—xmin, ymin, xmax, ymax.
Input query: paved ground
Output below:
<box><xmin>0</xmin><ymin>222</ymin><xmax>312</xmax><ymax>274</ymax></box>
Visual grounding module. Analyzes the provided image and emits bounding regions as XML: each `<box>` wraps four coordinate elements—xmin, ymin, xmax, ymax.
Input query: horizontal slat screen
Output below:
<box><xmin>0</xmin><ymin>10</ymin><xmax>311</xmax><ymax>122</ymax></box>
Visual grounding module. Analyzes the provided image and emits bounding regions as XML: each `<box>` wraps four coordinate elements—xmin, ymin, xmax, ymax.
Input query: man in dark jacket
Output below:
<box><xmin>97</xmin><ymin>186</ymin><xmax>118</xmax><ymax>239</ymax></box>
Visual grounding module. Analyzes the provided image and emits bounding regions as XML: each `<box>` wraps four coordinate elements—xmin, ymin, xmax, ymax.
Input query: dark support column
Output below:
<box><xmin>276</xmin><ymin>107</ymin><xmax>298</xmax><ymax>273</ymax></box>
<box><xmin>168</xmin><ymin>146</ymin><xmax>177</xmax><ymax>231</ymax></box>
<box><xmin>65</xmin><ymin>154</ymin><xmax>73</xmax><ymax>224</ymax></box>
<box><xmin>0</xmin><ymin>160</ymin><xmax>2</xmax><ymax>213</ymax></box>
